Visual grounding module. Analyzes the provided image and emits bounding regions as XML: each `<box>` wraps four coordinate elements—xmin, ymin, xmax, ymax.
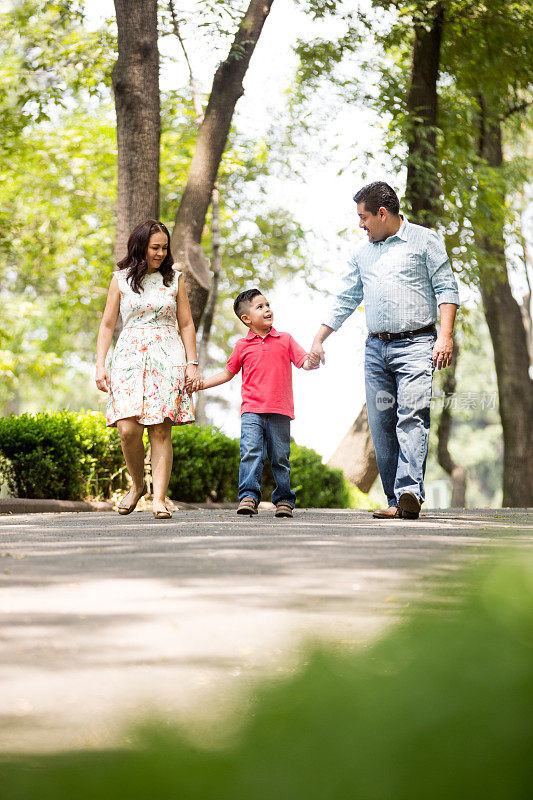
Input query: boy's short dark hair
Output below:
<box><xmin>353</xmin><ymin>181</ymin><xmax>400</xmax><ymax>216</ymax></box>
<box><xmin>234</xmin><ymin>288</ymin><xmax>263</xmax><ymax>321</ymax></box>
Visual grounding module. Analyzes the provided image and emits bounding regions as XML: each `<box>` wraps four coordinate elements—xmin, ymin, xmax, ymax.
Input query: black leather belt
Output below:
<box><xmin>370</xmin><ymin>324</ymin><xmax>436</xmax><ymax>342</ymax></box>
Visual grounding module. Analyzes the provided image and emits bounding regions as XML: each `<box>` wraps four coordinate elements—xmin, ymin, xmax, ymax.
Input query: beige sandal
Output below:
<box><xmin>117</xmin><ymin>483</ymin><xmax>147</xmax><ymax>515</ymax></box>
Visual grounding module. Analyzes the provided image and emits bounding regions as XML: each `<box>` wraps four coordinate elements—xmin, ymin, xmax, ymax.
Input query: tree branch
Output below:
<box><xmin>168</xmin><ymin>0</ymin><xmax>203</xmax><ymax>125</ymax></box>
<box><xmin>501</xmin><ymin>100</ymin><xmax>532</xmax><ymax>120</ymax></box>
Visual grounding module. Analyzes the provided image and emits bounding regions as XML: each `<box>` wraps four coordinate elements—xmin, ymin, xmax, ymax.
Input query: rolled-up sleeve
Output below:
<box><xmin>322</xmin><ymin>255</ymin><xmax>364</xmax><ymax>331</ymax></box>
<box><xmin>425</xmin><ymin>232</ymin><xmax>460</xmax><ymax>307</ymax></box>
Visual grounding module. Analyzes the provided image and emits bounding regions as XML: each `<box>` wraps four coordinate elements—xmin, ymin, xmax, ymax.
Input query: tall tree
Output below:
<box><xmin>404</xmin><ymin>1</ymin><xmax>444</xmax><ymax>226</ymax></box>
<box><xmin>170</xmin><ymin>0</ymin><xmax>275</xmax><ymax>326</ymax></box>
<box><xmin>475</xmin><ymin>106</ymin><xmax>533</xmax><ymax>505</ymax></box>
<box><xmin>440</xmin><ymin>2</ymin><xmax>533</xmax><ymax>505</ymax></box>
<box><xmin>112</xmin><ymin>0</ymin><xmax>160</xmax><ymax>262</ymax></box>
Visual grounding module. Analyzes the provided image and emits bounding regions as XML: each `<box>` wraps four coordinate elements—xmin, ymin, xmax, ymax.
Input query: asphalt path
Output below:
<box><xmin>1</xmin><ymin>507</ymin><xmax>532</xmax><ymax>752</ymax></box>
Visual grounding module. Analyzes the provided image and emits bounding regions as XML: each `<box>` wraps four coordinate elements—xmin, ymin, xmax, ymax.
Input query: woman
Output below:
<box><xmin>95</xmin><ymin>219</ymin><xmax>201</xmax><ymax>518</ymax></box>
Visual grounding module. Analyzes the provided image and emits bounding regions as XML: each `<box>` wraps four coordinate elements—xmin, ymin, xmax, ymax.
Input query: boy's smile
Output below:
<box><xmin>242</xmin><ymin>295</ymin><xmax>274</xmax><ymax>335</ymax></box>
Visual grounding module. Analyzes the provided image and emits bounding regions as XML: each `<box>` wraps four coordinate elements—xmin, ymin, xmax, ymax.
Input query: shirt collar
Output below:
<box><xmin>386</xmin><ymin>215</ymin><xmax>408</xmax><ymax>243</ymax></box>
<box><xmin>245</xmin><ymin>326</ymin><xmax>280</xmax><ymax>340</ymax></box>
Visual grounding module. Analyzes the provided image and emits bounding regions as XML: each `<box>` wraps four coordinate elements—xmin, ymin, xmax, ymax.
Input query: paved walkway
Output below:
<box><xmin>1</xmin><ymin>508</ymin><xmax>532</xmax><ymax>751</ymax></box>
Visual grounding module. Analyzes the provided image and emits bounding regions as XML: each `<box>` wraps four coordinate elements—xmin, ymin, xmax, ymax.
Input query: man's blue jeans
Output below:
<box><xmin>239</xmin><ymin>413</ymin><xmax>295</xmax><ymax>507</ymax></box>
<box><xmin>365</xmin><ymin>332</ymin><xmax>436</xmax><ymax>507</ymax></box>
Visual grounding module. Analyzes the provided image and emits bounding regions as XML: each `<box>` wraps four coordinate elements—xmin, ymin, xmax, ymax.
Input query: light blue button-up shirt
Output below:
<box><xmin>323</xmin><ymin>218</ymin><xmax>460</xmax><ymax>334</ymax></box>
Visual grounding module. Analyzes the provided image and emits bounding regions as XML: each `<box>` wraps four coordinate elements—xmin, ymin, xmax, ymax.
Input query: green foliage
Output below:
<box><xmin>70</xmin><ymin>410</ymin><xmax>125</xmax><ymax>499</ymax></box>
<box><xmin>263</xmin><ymin>441</ymin><xmax>350</xmax><ymax>508</ymax></box>
<box><xmin>159</xmin><ymin>93</ymin><xmax>310</xmax><ymax>370</ymax></box>
<box><xmin>0</xmin><ymin>411</ymin><xmax>123</xmax><ymax>500</ymax></box>
<box><xmin>168</xmin><ymin>426</ymin><xmax>351</xmax><ymax>507</ymax></box>
<box><xmin>2</xmin><ymin>557</ymin><xmax>533</xmax><ymax>798</ymax></box>
<box><xmin>291</xmin><ymin>443</ymin><xmax>350</xmax><ymax>508</ymax></box>
<box><xmin>0</xmin><ymin>0</ymin><xmax>114</xmax><ymax>137</ymax></box>
<box><xmin>0</xmin><ymin>0</ymin><xmax>117</xmax><ymax>414</ymax></box>
<box><xmin>169</xmin><ymin>425</ymin><xmax>240</xmax><ymax>502</ymax></box>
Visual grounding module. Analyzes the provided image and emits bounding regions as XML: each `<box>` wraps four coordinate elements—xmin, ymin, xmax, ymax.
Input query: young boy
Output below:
<box><xmin>199</xmin><ymin>289</ymin><xmax>319</xmax><ymax>518</ymax></box>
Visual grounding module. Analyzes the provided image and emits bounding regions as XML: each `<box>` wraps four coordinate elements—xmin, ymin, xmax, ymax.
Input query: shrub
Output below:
<box><xmin>169</xmin><ymin>427</ymin><xmax>351</xmax><ymax>506</ymax></box>
<box><xmin>0</xmin><ymin>411</ymin><xmax>85</xmax><ymax>500</ymax></box>
<box><xmin>0</xmin><ymin>413</ymin><xmax>352</xmax><ymax>507</ymax></box>
<box><xmin>70</xmin><ymin>411</ymin><xmax>125</xmax><ymax>499</ymax></box>
<box><xmin>261</xmin><ymin>441</ymin><xmax>350</xmax><ymax>508</ymax></box>
<box><xmin>169</xmin><ymin>425</ymin><xmax>240</xmax><ymax>502</ymax></box>
<box><xmin>0</xmin><ymin>411</ymin><xmax>124</xmax><ymax>500</ymax></box>
<box><xmin>290</xmin><ymin>442</ymin><xmax>350</xmax><ymax>508</ymax></box>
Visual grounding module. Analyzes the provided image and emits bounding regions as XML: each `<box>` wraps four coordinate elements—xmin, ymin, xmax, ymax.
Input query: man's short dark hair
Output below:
<box><xmin>233</xmin><ymin>288</ymin><xmax>263</xmax><ymax>320</ymax></box>
<box><xmin>353</xmin><ymin>182</ymin><xmax>400</xmax><ymax>216</ymax></box>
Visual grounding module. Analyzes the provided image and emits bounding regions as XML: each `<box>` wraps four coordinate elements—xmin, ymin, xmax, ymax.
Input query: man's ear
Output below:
<box><xmin>378</xmin><ymin>206</ymin><xmax>388</xmax><ymax>220</ymax></box>
<box><xmin>241</xmin><ymin>313</ymin><xmax>251</xmax><ymax>326</ymax></box>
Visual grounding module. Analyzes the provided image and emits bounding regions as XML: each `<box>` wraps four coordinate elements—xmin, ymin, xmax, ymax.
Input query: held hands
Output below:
<box><xmin>309</xmin><ymin>340</ymin><xmax>326</xmax><ymax>366</ymax></box>
<box><xmin>185</xmin><ymin>364</ymin><xmax>202</xmax><ymax>394</ymax></box>
<box><xmin>95</xmin><ymin>365</ymin><xmax>110</xmax><ymax>393</ymax></box>
<box><xmin>303</xmin><ymin>351</ymin><xmax>321</xmax><ymax>370</ymax></box>
<box><xmin>433</xmin><ymin>335</ymin><xmax>454</xmax><ymax>371</ymax></box>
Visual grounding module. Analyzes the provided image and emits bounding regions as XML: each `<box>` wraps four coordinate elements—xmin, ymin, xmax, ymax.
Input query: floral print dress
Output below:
<box><xmin>106</xmin><ymin>269</ymin><xmax>195</xmax><ymax>427</ymax></box>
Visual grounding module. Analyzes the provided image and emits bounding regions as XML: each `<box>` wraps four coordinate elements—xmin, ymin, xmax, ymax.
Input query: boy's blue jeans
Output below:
<box><xmin>365</xmin><ymin>331</ymin><xmax>436</xmax><ymax>507</ymax></box>
<box><xmin>239</xmin><ymin>413</ymin><xmax>295</xmax><ymax>507</ymax></box>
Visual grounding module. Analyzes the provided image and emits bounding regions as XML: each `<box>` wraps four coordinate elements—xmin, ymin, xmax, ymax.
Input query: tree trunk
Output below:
<box><xmin>404</xmin><ymin>1</ymin><xmax>445</xmax><ymax>226</ymax></box>
<box><xmin>170</xmin><ymin>0</ymin><xmax>275</xmax><ymax>327</ymax></box>
<box><xmin>335</xmin><ymin>3</ymin><xmax>446</xmax><ymax>495</ymax></box>
<box><xmin>476</xmin><ymin>101</ymin><xmax>533</xmax><ymax>506</ymax></box>
<box><xmin>194</xmin><ymin>186</ymin><xmax>222</xmax><ymax>426</ymax></box>
<box><xmin>112</xmin><ymin>0</ymin><xmax>160</xmax><ymax>264</ymax></box>
<box><xmin>327</xmin><ymin>405</ymin><xmax>379</xmax><ymax>493</ymax></box>
<box><xmin>436</xmin><ymin>342</ymin><xmax>467</xmax><ymax>507</ymax></box>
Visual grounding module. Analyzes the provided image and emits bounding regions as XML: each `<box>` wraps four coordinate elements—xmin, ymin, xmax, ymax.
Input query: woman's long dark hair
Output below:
<box><xmin>116</xmin><ymin>219</ymin><xmax>175</xmax><ymax>294</ymax></box>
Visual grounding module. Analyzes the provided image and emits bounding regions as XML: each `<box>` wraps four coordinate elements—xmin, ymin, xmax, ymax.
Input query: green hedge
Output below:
<box><xmin>0</xmin><ymin>411</ymin><xmax>124</xmax><ymax>500</ymax></box>
<box><xmin>290</xmin><ymin>443</ymin><xmax>350</xmax><ymax>508</ymax></box>
<box><xmin>0</xmin><ymin>412</ymin><xmax>351</xmax><ymax>507</ymax></box>
<box><xmin>169</xmin><ymin>425</ymin><xmax>240</xmax><ymax>503</ymax></box>
<box><xmin>169</xmin><ymin>427</ymin><xmax>350</xmax><ymax>507</ymax></box>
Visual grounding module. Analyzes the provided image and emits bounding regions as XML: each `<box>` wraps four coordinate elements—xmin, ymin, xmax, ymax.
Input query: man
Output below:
<box><xmin>311</xmin><ymin>181</ymin><xmax>460</xmax><ymax>519</ymax></box>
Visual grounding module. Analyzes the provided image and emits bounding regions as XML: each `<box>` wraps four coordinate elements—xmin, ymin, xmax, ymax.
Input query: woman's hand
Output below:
<box><xmin>185</xmin><ymin>364</ymin><xmax>202</xmax><ymax>394</ymax></box>
<box><xmin>95</xmin><ymin>364</ymin><xmax>110</xmax><ymax>393</ymax></box>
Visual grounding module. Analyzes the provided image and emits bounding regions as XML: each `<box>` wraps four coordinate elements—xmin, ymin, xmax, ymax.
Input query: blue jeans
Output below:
<box><xmin>239</xmin><ymin>413</ymin><xmax>295</xmax><ymax>507</ymax></box>
<box><xmin>365</xmin><ymin>332</ymin><xmax>436</xmax><ymax>507</ymax></box>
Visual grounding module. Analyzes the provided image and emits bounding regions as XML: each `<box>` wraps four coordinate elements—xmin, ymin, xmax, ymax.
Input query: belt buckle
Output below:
<box><xmin>380</xmin><ymin>332</ymin><xmax>392</xmax><ymax>342</ymax></box>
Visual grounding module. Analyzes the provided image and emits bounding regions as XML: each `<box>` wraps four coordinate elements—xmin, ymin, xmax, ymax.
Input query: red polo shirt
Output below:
<box><xmin>226</xmin><ymin>327</ymin><xmax>308</xmax><ymax>419</ymax></box>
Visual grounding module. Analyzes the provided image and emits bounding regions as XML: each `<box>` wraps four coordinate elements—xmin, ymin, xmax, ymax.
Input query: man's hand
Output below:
<box><xmin>433</xmin><ymin>334</ymin><xmax>454</xmax><ymax>370</ymax></box>
<box><xmin>310</xmin><ymin>340</ymin><xmax>326</xmax><ymax>366</ymax></box>
<box><xmin>302</xmin><ymin>354</ymin><xmax>320</xmax><ymax>371</ymax></box>
<box><xmin>309</xmin><ymin>324</ymin><xmax>334</xmax><ymax>366</ymax></box>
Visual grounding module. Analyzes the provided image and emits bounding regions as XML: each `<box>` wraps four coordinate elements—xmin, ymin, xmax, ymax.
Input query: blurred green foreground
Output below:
<box><xmin>2</xmin><ymin>557</ymin><xmax>533</xmax><ymax>800</ymax></box>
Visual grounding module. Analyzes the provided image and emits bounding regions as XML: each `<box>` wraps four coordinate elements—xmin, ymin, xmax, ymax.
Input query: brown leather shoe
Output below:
<box><xmin>237</xmin><ymin>497</ymin><xmax>258</xmax><ymax>516</ymax></box>
<box><xmin>372</xmin><ymin>505</ymin><xmax>403</xmax><ymax>519</ymax></box>
<box><xmin>398</xmin><ymin>491</ymin><xmax>421</xmax><ymax>518</ymax></box>
<box><xmin>275</xmin><ymin>502</ymin><xmax>294</xmax><ymax>518</ymax></box>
